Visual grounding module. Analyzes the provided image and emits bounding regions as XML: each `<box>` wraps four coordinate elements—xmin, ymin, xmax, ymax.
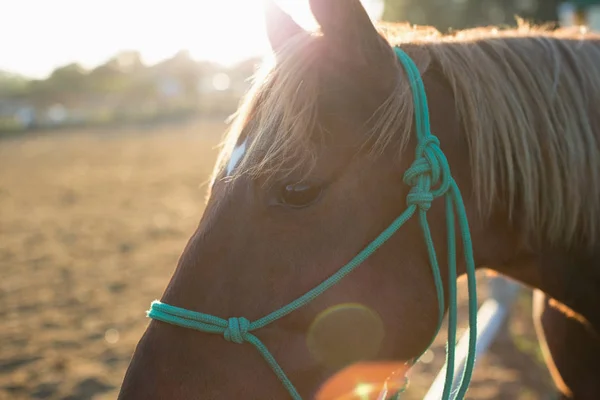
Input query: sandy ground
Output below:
<box><xmin>0</xmin><ymin>120</ymin><xmax>556</xmax><ymax>399</ymax></box>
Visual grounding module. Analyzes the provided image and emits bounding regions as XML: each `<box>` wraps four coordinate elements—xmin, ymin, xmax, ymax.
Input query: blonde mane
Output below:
<box><xmin>213</xmin><ymin>21</ymin><xmax>600</xmax><ymax>247</ymax></box>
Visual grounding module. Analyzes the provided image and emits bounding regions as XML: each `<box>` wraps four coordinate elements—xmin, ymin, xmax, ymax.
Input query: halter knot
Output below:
<box><xmin>403</xmin><ymin>135</ymin><xmax>451</xmax><ymax>211</ymax></box>
<box><xmin>224</xmin><ymin>317</ymin><xmax>250</xmax><ymax>344</ymax></box>
<box><xmin>406</xmin><ymin>187</ymin><xmax>434</xmax><ymax>211</ymax></box>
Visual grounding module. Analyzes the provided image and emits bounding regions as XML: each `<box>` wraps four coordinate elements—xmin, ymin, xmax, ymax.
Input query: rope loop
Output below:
<box><xmin>415</xmin><ymin>135</ymin><xmax>440</xmax><ymax>157</ymax></box>
<box><xmin>224</xmin><ymin>317</ymin><xmax>250</xmax><ymax>344</ymax></box>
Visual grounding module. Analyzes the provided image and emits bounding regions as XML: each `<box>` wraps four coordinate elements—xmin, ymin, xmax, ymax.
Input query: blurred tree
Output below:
<box><xmin>24</xmin><ymin>63</ymin><xmax>89</xmax><ymax>106</ymax></box>
<box><xmin>0</xmin><ymin>71</ymin><xmax>29</xmax><ymax>99</ymax></box>
<box><xmin>572</xmin><ymin>0</ymin><xmax>600</xmax><ymax>6</ymax></box>
<box><xmin>88</xmin><ymin>59</ymin><xmax>128</xmax><ymax>94</ymax></box>
<box><xmin>169</xmin><ymin>50</ymin><xmax>203</xmax><ymax>103</ymax></box>
<box><xmin>381</xmin><ymin>0</ymin><xmax>407</xmax><ymax>22</ymax></box>
<box><xmin>382</xmin><ymin>0</ymin><xmax>455</xmax><ymax>30</ymax></box>
<box><xmin>570</xmin><ymin>0</ymin><xmax>600</xmax><ymax>25</ymax></box>
<box><xmin>48</xmin><ymin>63</ymin><xmax>88</xmax><ymax>92</ymax></box>
<box><xmin>529</xmin><ymin>0</ymin><xmax>562</xmax><ymax>25</ymax></box>
<box><xmin>27</xmin><ymin>79</ymin><xmax>56</xmax><ymax>107</ymax></box>
<box><xmin>382</xmin><ymin>0</ymin><xmax>562</xmax><ymax>31</ymax></box>
<box><xmin>113</xmin><ymin>50</ymin><xmax>144</xmax><ymax>73</ymax></box>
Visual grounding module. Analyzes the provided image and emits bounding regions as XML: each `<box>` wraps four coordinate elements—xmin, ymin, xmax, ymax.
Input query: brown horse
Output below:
<box><xmin>118</xmin><ymin>0</ymin><xmax>600</xmax><ymax>398</ymax></box>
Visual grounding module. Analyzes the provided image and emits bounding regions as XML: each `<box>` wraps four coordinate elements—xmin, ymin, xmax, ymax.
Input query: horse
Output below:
<box><xmin>117</xmin><ymin>0</ymin><xmax>600</xmax><ymax>398</ymax></box>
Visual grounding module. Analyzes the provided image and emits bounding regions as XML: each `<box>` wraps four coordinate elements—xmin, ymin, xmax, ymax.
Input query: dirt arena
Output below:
<box><xmin>0</xmin><ymin>120</ymin><xmax>556</xmax><ymax>399</ymax></box>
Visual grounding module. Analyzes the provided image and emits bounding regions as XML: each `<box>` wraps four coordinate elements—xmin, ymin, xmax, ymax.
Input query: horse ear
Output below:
<box><xmin>309</xmin><ymin>0</ymin><xmax>387</xmax><ymax>58</ymax></box>
<box><xmin>265</xmin><ymin>0</ymin><xmax>305</xmax><ymax>54</ymax></box>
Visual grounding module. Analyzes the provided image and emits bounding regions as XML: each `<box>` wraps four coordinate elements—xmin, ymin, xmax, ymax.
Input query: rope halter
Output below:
<box><xmin>147</xmin><ymin>47</ymin><xmax>479</xmax><ymax>400</ymax></box>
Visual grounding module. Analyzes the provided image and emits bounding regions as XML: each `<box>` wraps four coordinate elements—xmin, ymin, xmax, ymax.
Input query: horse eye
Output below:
<box><xmin>279</xmin><ymin>183</ymin><xmax>322</xmax><ymax>208</ymax></box>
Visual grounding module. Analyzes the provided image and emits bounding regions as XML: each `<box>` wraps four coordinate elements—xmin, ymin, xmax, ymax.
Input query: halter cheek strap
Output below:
<box><xmin>147</xmin><ymin>47</ymin><xmax>479</xmax><ymax>400</ymax></box>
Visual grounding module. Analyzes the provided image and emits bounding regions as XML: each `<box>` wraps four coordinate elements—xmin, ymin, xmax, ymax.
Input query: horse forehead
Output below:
<box><xmin>226</xmin><ymin>138</ymin><xmax>247</xmax><ymax>176</ymax></box>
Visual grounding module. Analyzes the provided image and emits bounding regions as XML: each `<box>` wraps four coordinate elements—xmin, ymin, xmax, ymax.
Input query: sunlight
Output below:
<box><xmin>354</xmin><ymin>383</ymin><xmax>374</xmax><ymax>398</ymax></box>
<box><xmin>160</xmin><ymin>0</ymin><xmax>273</xmax><ymax>67</ymax></box>
<box><xmin>0</xmin><ymin>0</ymin><xmax>382</xmax><ymax>78</ymax></box>
<box><xmin>315</xmin><ymin>361</ymin><xmax>411</xmax><ymax>400</ymax></box>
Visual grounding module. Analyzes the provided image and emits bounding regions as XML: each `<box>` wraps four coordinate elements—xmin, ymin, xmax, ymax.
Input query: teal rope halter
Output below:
<box><xmin>148</xmin><ymin>47</ymin><xmax>479</xmax><ymax>400</ymax></box>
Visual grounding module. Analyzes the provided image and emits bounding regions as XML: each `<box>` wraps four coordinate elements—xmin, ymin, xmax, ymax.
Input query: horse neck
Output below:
<box><xmin>417</xmin><ymin>37</ymin><xmax>600</xmax><ymax>331</ymax></box>
<box><xmin>490</xmin><ymin>243</ymin><xmax>600</xmax><ymax>332</ymax></box>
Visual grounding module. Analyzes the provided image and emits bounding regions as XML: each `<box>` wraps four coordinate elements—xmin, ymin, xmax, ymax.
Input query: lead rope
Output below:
<box><xmin>147</xmin><ymin>47</ymin><xmax>478</xmax><ymax>400</ymax></box>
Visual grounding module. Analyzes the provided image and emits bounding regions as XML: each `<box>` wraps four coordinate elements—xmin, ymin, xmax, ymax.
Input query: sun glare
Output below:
<box><xmin>0</xmin><ymin>0</ymin><xmax>382</xmax><ymax>78</ymax></box>
<box><xmin>354</xmin><ymin>383</ymin><xmax>374</xmax><ymax>398</ymax></box>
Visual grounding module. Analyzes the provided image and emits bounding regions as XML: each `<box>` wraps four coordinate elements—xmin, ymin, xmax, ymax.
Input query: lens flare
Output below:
<box><xmin>354</xmin><ymin>382</ymin><xmax>374</xmax><ymax>398</ymax></box>
<box><xmin>307</xmin><ymin>303</ymin><xmax>384</xmax><ymax>369</ymax></box>
<box><xmin>315</xmin><ymin>361</ymin><xmax>411</xmax><ymax>400</ymax></box>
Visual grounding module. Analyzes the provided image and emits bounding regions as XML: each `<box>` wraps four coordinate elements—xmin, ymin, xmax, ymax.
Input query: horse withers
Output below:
<box><xmin>118</xmin><ymin>1</ymin><xmax>600</xmax><ymax>398</ymax></box>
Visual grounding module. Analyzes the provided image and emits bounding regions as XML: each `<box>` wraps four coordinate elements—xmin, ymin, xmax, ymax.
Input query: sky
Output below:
<box><xmin>1</xmin><ymin>0</ymin><xmax>383</xmax><ymax>79</ymax></box>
